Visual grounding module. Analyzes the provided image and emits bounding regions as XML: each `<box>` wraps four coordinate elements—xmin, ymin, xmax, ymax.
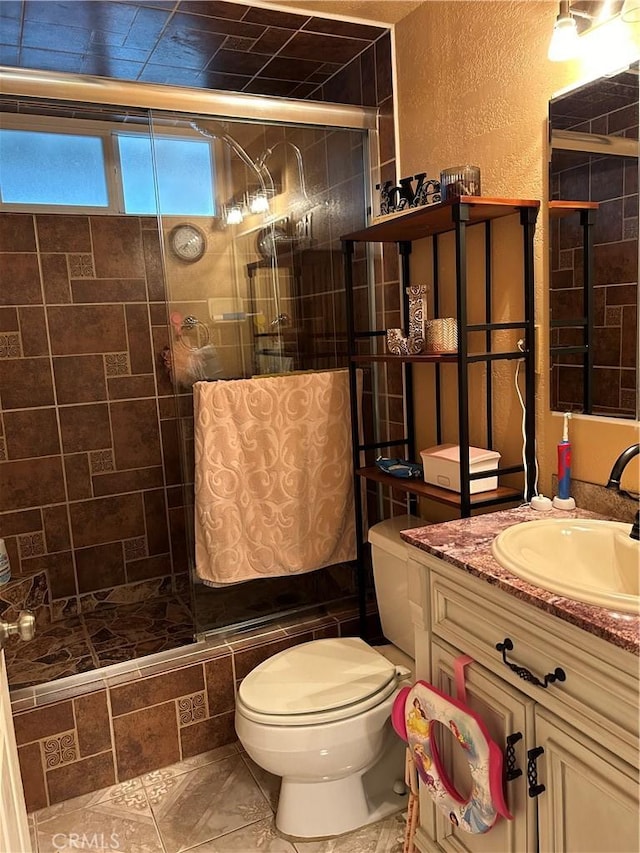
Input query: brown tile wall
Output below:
<box><xmin>550</xmin><ymin>106</ymin><xmax>638</xmax><ymax>418</ymax></box>
<box><xmin>339</xmin><ymin>35</ymin><xmax>407</xmax><ymax>521</ymax></box>
<box><xmin>310</xmin><ymin>32</ymin><xmax>405</xmax><ymax>523</ymax></box>
<box><xmin>0</xmin><ymin>9</ymin><xmax>398</xmax><ymax>653</ymax></box>
<box><xmin>13</xmin><ymin>604</ymin><xmax>381</xmax><ymax>810</ymax></box>
<box><xmin>0</xmin><ymin>213</ymin><xmax>189</xmax><ymax>620</ymax></box>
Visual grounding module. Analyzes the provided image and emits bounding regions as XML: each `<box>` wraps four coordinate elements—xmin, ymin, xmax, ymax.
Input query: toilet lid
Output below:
<box><xmin>238</xmin><ymin>637</ymin><xmax>397</xmax><ymax>716</ymax></box>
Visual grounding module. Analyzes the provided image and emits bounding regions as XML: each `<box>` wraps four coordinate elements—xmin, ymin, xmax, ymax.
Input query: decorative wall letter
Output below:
<box><xmin>386</xmin><ymin>285</ymin><xmax>429</xmax><ymax>355</ymax></box>
<box><xmin>376</xmin><ymin>174</ymin><xmax>441</xmax><ymax>217</ymax></box>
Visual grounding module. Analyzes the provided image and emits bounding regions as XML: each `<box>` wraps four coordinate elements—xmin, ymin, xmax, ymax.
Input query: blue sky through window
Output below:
<box><xmin>0</xmin><ymin>125</ymin><xmax>215</xmax><ymax>215</ymax></box>
<box><xmin>118</xmin><ymin>134</ymin><xmax>215</xmax><ymax>216</ymax></box>
<box><xmin>0</xmin><ymin>129</ymin><xmax>109</xmax><ymax>206</ymax></box>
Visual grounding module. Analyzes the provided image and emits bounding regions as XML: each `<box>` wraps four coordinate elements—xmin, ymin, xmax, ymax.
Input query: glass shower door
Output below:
<box><xmin>151</xmin><ymin>109</ymin><xmax>368</xmax><ymax>637</ymax></box>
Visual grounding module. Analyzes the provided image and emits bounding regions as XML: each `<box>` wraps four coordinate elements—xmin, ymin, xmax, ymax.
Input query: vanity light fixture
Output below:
<box><xmin>598</xmin><ymin>0</ymin><xmax>614</xmax><ymax>19</ymax></box>
<box><xmin>248</xmin><ymin>191</ymin><xmax>270</xmax><ymax>214</ymax></box>
<box><xmin>223</xmin><ymin>190</ymin><xmax>273</xmax><ymax>225</ymax></box>
<box><xmin>224</xmin><ymin>204</ymin><xmax>244</xmax><ymax>226</ymax></box>
<box><xmin>548</xmin><ymin>0</ymin><xmax>631</xmax><ymax>61</ymax></box>
<box><xmin>548</xmin><ymin>0</ymin><xmax>580</xmax><ymax>61</ymax></box>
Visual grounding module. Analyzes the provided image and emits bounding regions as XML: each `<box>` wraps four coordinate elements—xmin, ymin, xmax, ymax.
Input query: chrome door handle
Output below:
<box><xmin>0</xmin><ymin>610</ymin><xmax>36</xmax><ymax>649</ymax></box>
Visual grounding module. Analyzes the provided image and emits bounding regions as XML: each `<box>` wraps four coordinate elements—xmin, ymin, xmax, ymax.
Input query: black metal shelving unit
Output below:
<box><xmin>549</xmin><ymin>200</ymin><xmax>599</xmax><ymax>415</ymax></box>
<box><xmin>341</xmin><ymin>196</ymin><xmax>540</xmax><ymax>634</ymax></box>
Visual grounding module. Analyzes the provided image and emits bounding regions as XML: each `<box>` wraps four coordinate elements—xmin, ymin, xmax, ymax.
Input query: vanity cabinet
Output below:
<box><xmin>407</xmin><ymin>550</ymin><xmax>640</xmax><ymax>853</ymax></box>
<box><xmin>423</xmin><ymin>639</ymin><xmax>537</xmax><ymax>853</ymax></box>
<box><xmin>534</xmin><ymin>708</ymin><xmax>639</xmax><ymax>853</ymax></box>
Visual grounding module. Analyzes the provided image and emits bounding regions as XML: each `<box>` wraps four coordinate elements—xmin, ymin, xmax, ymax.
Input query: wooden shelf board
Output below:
<box><xmin>549</xmin><ymin>200</ymin><xmax>600</xmax><ymax>220</ymax></box>
<box><xmin>357</xmin><ymin>466</ymin><xmax>521</xmax><ymax>508</ymax></box>
<box><xmin>350</xmin><ymin>351</ymin><xmax>523</xmax><ymax>364</ymax></box>
<box><xmin>351</xmin><ymin>353</ymin><xmax>458</xmax><ymax>364</ymax></box>
<box><xmin>342</xmin><ymin>197</ymin><xmax>540</xmax><ymax>243</ymax></box>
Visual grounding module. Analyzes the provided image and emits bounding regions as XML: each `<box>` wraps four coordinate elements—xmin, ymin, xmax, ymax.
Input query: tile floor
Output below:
<box><xmin>31</xmin><ymin>742</ymin><xmax>406</xmax><ymax>853</ymax></box>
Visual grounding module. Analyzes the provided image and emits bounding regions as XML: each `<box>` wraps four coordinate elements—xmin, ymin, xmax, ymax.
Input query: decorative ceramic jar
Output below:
<box><xmin>439</xmin><ymin>165</ymin><xmax>481</xmax><ymax>201</ymax></box>
<box><xmin>425</xmin><ymin>318</ymin><xmax>458</xmax><ymax>353</ymax></box>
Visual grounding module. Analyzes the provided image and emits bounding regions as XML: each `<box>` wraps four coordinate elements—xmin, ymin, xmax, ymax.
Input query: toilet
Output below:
<box><xmin>235</xmin><ymin>514</ymin><xmax>423</xmax><ymax>839</ymax></box>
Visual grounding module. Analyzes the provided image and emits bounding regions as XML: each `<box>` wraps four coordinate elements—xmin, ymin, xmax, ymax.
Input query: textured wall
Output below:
<box><xmin>394</xmin><ymin>0</ymin><xmax>640</xmax><ymax>495</ymax></box>
<box><xmin>268</xmin><ymin>1</ymin><xmax>421</xmax><ymax>24</ymax></box>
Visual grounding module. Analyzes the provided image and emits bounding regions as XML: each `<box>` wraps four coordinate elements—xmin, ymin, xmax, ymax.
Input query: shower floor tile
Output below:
<box><xmin>93</xmin><ymin>632</ymin><xmax>195</xmax><ymax>667</ymax></box>
<box><xmin>32</xmin><ymin>746</ymin><xmax>406</xmax><ymax>853</ymax></box>
<box><xmin>82</xmin><ymin>597</ymin><xmax>193</xmax><ymax>652</ymax></box>
<box><xmin>4</xmin><ymin>617</ymin><xmax>96</xmax><ymax>690</ymax></box>
<box><xmin>192</xmin><ymin>563</ymin><xmax>356</xmax><ymax>634</ymax></box>
<box><xmin>6</xmin><ymin>595</ymin><xmax>195</xmax><ymax>689</ymax></box>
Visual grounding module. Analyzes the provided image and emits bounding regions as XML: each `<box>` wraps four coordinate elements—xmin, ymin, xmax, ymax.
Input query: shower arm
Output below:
<box><xmin>190</xmin><ymin>120</ymin><xmax>275</xmax><ymax>198</ymax></box>
<box><xmin>256</xmin><ymin>141</ymin><xmax>311</xmax><ymax>205</ymax></box>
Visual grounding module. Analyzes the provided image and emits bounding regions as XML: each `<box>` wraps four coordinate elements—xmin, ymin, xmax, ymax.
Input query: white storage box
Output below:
<box><xmin>420</xmin><ymin>444</ymin><xmax>501</xmax><ymax>494</ymax></box>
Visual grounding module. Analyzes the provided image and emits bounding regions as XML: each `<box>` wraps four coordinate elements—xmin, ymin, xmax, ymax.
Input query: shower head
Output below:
<box><xmin>256</xmin><ymin>140</ymin><xmax>310</xmax><ymax>205</ymax></box>
<box><xmin>190</xmin><ymin>119</ymin><xmax>274</xmax><ymax>196</ymax></box>
<box><xmin>255</xmin><ymin>146</ymin><xmax>274</xmax><ymax>170</ymax></box>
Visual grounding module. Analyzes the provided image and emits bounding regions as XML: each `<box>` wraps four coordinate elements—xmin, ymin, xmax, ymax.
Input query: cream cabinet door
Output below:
<box><xmin>0</xmin><ymin>649</ymin><xmax>31</xmax><ymax>853</ymax></box>
<box><xmin>416</xmin><ymin>639</ymin><xmax>537</xmax><ymax>853</ymax></box>
<box><xmin>535</xmin><ymin>708</ymin><xmax>639</xmax><ymax>853</ymax></box>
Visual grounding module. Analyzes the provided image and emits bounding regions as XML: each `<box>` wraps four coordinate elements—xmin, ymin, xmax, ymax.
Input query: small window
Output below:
<box><xmin>0</xmin><ymin>128</ymin><xmax>109</xmax><ymax>207</ymax></box>
<box><xmin>117</xmin><ymin>134</ymin><xmax>215</xmax><ymax>216</ymax></box>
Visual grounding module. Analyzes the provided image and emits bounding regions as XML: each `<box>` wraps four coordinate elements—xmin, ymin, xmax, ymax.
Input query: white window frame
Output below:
<box><xmin>0</xmin><ymin>112</ymin><xmax>216</xmax><ymax>216</ymax></box>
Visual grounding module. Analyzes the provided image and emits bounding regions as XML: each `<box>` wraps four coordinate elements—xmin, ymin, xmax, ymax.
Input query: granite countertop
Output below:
<box><xmin>401</xmin><ymin>505</ymin><xmax>640</xmax><ymax>655</ymax></box>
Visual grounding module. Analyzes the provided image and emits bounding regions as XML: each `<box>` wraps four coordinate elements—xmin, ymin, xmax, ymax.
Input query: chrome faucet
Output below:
<box><xmin>606</xmin><ymin>443</ymin><xmax>639</xmax><ymax>541</ymax></box>
<box><xmin>270</xmin><ymin>313</ymin><xmax>290</xmax><ymax>328</ymax></box>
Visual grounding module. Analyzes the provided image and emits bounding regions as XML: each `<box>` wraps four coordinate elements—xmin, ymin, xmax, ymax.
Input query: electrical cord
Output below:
<box><xmin>515</xmin><ymin>339</ymin><xmax>539</xmax><ymax>503</ymax></box>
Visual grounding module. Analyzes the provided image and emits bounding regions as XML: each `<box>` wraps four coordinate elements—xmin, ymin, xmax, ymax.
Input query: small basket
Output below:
<box><xmin>425</xmin><ymin>318</ymin><xmax>458</xmax><ymax>353</ymax></box>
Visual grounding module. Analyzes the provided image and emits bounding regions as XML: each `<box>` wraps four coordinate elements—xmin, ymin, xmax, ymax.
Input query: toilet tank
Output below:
<box><xmin>368</xmin><ymin>515</ymin><xmax>424</xmax><ymax>660</ymax></box>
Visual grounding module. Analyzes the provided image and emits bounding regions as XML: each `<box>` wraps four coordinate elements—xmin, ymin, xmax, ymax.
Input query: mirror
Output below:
<box><xmin>549</xmin><ymin>61</ymin><xmax>639</xmax><ymax>419</ymax></box>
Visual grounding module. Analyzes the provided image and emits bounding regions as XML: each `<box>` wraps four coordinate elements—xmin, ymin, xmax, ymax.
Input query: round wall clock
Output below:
<box><xmin>256</xmin><ymin>225</ymin><xmax>289</xmax><ymax>261</ymax></box>
<box><xmin>169</xmin><ymin>223</ymin><xmax>206</xmax><ymax>262</ymax></box>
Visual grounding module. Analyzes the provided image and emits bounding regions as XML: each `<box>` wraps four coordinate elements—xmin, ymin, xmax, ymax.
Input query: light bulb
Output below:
<box><xmin>548</xmin><ymin>13</ymin><xmax>580</xmax><ymax>61</ymax></box>
<box><xmin>225</xmin><ymin>205</ymin><xmax>243</xmax><ymax>225</ymax></box>
<box><xmin>598</xmin><ymin>0</ymin><xmax>613</xmax><ymax>20</ymax></box>
<box><xmin>621</xmin><ymin>0</ymin><xmax>640</xmax><ymax>22</ymax></box>
<box><xmin>249</xmin><ymin>193</ymin><xmax>269</xmax><ymax>214</ymax></box>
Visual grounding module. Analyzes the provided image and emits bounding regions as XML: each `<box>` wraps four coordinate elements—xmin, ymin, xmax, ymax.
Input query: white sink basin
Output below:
<box><xmin>491</xmin><ymin>519</ymin><xmax>639</xmax><ymax>614</ymax></box>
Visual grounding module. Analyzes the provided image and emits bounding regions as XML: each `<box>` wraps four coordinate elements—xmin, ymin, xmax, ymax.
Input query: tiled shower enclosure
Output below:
<box><xmin>0</xmin><ymin>96</ymin><xmax>373</xmax><ymax>689</ymax></box>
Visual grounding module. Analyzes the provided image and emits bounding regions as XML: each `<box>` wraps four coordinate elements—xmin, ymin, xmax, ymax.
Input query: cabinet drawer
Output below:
<box><xmin>429</xmin><ymin>565</ymin><xmax>639</xmax><ymax>766</ymax></box>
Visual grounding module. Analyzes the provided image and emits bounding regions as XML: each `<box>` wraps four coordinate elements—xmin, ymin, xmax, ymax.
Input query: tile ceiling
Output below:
<box><xmin>0</xmin><ymin>0</ymin><xmax>388</xmax><ymax>99</ymax></box>
<box><xmin>550</xmin><ymin>62</ymin><xmax>639</xmax><ymax>128</ymax></box>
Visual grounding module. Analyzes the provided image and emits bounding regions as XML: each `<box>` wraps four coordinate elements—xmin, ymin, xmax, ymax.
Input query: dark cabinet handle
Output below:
<box><xmin>505</xmin><ymin>732</ymin><xmax>522</xmax><ymax>781</ymax></box>
<box><xmin>496</xmin><ymin>638</ymin><xmax>566</xmax><ymax>689</ymax></box>
<box><xmin>527</xmin><ymin>746</ymin><xmax>545</xmax><ymax>798</ymax></box>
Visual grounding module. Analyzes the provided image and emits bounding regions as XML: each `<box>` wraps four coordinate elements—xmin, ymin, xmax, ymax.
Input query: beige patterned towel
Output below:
<box><xmin>194</xmin><ymin>370</ymin><xmax>356</xmax><ymax>585</ymax></box>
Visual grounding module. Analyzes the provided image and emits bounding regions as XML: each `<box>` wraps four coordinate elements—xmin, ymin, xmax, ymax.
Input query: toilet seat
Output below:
<box><xmin>237</xmin><ymin>637</ymin><xmax>399</xmax><ymax>726</ymax></box>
